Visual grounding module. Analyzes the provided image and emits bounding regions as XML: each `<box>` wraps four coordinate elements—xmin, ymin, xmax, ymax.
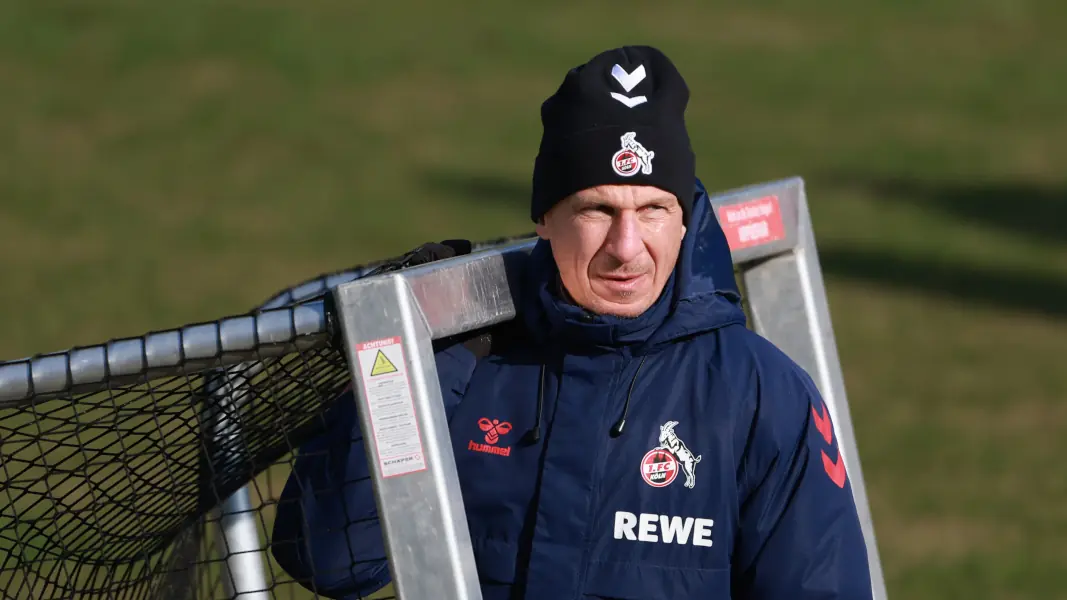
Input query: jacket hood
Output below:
<box><xmin>521</xmin><ymin>178</ymin><xmax>746</xmax><ymax>353</ymax></box>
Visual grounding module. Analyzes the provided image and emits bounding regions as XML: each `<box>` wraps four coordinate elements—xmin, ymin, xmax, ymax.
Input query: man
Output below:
<box><xmin>273</xmin><ymin>45</ymin><xmax>873</xmax><ymax>599</ymax></box>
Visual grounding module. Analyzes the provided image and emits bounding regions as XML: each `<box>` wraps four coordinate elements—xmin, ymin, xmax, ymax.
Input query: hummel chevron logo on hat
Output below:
<box><xmin>610</xmin><ymin>64</ymin><xmax>648</xmax><ymax>107</ymax></box>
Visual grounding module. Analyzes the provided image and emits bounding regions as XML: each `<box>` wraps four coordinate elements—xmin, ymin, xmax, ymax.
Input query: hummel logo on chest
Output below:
<box><xmin>468</xmin><ymin>417</ymin><xmax>513</xmax><ymax>457</ymax></box>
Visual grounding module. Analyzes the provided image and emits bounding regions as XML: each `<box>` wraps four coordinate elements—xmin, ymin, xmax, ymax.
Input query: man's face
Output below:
<box><xmin>535</xmin><ymin>184</ymin><xmax>687</xmax><ymax>318</ymax></box>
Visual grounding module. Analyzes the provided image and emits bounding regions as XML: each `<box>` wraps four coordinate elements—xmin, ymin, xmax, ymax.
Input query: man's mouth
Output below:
<box><xmin>599</xmin><ymin>272</ymin><xmax>647</xmax><ymax>292</ymax></box>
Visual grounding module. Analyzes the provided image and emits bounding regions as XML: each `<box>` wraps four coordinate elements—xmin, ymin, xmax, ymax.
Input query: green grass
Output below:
<box><xmin>0</xmin><ymin>0</ymin><xmax>1065</xmax><ymax>598</ymax></box>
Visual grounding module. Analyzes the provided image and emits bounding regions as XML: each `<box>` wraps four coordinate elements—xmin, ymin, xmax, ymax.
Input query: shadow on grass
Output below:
<box><xmin>822</xmin><ymin>175</ymin><xmax>1067</xmax><ymax>248</ymax></box>
<box><xmin>817</xmin><ymin>247</ymin><xmax>1067</xmax><ymax>319</ymax></box>
<box><xmin>817</xmin><ymin>174</ymin><xmax>1067</xmax><ymax>319</ymax></box>
<box><xmin>420</xmin><ymin>168</ymin><xmax>530</xmax><ymax>212</ymax></box>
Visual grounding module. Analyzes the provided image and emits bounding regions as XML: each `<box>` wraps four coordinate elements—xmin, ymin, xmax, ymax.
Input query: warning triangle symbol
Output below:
<box><xmin>369</xmin><ymin>349</ymin><xmax>398</xmax><ymax>376</ymax></box>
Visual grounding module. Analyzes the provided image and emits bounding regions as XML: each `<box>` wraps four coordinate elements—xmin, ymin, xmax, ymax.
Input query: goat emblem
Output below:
<box><xmin>612</xmin><ymin>131</ymin><xmax>655</xmax><ymax>177</ymax></box>
<box><xmin>655</xmin><ymin>420</ymin><xmax>702</xmax><ymax>489</ymax></box>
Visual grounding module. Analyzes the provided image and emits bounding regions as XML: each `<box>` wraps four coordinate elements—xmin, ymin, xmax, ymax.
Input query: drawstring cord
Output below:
<box><xmin>521</xmin><ymin>364</ymin><xmax>546</xmax><ymax>445</ymax></box>
<box><xmin>521</xmin><ymin>355</ymin><xmax>649</xmax><ymax>444</ymax></box>
<box><xmin>610</xmin><ymin>354</ymin><xmax>648</xmax><ymax>438</ymax></box>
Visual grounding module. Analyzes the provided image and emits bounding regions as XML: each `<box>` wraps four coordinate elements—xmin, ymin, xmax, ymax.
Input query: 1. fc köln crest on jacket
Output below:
<box><xmin>640</xmin><ymin>420</ymin><xmax>702</xmax><ymax>489</ymax></box>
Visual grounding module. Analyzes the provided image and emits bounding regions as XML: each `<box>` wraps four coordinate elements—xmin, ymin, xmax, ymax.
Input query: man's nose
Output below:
<box><xmin>604</xmin><ymin>211</ymin><xmax>643</xmax><ymax>264</ymax></box>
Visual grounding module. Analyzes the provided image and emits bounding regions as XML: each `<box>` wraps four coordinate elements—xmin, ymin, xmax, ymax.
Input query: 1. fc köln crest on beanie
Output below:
<box><xmin>530</xmin><ymin>45</ymin><xmax>696</xmax><ymax>223</ymax></box>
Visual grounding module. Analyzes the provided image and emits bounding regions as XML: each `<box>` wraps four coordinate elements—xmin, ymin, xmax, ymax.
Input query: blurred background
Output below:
<box><xmin>1</xmin><ymin>0</ymin><xmax>1064</xmax><ymax>598</ymax></box>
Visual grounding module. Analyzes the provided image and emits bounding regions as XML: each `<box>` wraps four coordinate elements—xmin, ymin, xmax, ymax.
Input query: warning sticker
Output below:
<box><xmin>354</xmin><ymin>336</ymin><xmax>427</xmax><ymax>478</ymax></box>
<box><xmin>718</xmin><ymin>195</ymin><xmax>786</xmax><ymax>252</ymax></box>
<box><xmin>369</xmin><ymin>350</ymin><xmax>398</xmax><ymax>376</ymax></box>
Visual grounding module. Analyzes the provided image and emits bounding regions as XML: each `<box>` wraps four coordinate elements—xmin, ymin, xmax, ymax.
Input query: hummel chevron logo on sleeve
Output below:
<box><xmin>811</xmin><ymin>402</ymin><xmax>833</xmax><ymax>445</ymax></box>
<box><xmin>822</xmin><ymin>450</ymin><xmax>847</xmax><ymax>488</ymax></box>
<box><xmin>812</xmin><ymin>401</ymin><xmax>847</xmax><ymax>487</ymax></box>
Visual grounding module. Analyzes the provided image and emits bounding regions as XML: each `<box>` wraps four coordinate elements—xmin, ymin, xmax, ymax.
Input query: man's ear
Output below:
<box><xmin>535</xmin><ymin>216</ymin><xmax>550</xmax><ymax>240</ymax></box>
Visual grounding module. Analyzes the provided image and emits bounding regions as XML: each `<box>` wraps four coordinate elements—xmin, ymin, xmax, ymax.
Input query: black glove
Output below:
<box><xmin>365</xmin><ymin>239</ymin><xmax>515</xmax><ymax>360</ymax></box>
<box><xmin>365</xmin><ymin>239</ymin><xmax>472</xmax><ymax>276</ymax></box>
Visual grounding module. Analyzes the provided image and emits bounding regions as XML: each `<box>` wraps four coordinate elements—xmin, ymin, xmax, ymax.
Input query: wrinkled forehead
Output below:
<box><xmin>568</xmin><ymin>184</ymin><xmax>679</xmax><ymax>209</ymax></box>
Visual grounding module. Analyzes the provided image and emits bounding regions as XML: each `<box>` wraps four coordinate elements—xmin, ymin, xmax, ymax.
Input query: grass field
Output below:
<box><xmin>0</xmin><ymin>1</ymin><xmax>1065</xmax><ymax>598</ymax></box>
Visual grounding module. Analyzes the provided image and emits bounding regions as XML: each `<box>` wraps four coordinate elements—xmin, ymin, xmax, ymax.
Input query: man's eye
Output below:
<box><xmin>580</xmin><ymin>205</ymin><xmax>612</xmax><ymax>215</ymax></box>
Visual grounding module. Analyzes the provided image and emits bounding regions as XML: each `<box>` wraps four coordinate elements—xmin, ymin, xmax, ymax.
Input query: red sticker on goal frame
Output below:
<box><xmin>718</xmin><ymin>195</ymin><xmax>786</xmax><ymax>252</ymax></box>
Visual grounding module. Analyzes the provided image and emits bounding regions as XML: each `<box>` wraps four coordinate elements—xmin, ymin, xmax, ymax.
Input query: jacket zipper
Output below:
<box><xmin>572</xmin><ymin>352</ymin><xmax>633</xmax><ymax>599</ymax></box>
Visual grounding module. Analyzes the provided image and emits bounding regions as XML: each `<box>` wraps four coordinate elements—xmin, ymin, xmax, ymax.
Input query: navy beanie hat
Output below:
<box><xmin>530</xmin><ymin>45</ymin><xmax>696</xmax><ymax>223</ymax></box>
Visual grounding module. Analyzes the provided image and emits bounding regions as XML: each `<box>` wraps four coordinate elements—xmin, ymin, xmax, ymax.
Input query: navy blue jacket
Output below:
<box><xmin>273</xmin><ymin>180</ymin><xmax>874</xmax><ymax>599</ymax></box>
